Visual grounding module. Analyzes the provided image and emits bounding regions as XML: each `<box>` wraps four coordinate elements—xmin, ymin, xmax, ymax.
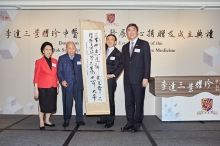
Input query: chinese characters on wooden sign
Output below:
<box><xmin>150</xmin><ymin>76</ymin><xmax>220</xmax><ymax>97</ymax></box>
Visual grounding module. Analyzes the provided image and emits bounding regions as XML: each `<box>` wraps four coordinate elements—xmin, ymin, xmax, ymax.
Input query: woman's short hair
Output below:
<box><xmin>126</xmin><ymin>23</ymin><xmax>139</xmax><ymax>32</ymax></box>
<box><xmin>106</xmin><ymin>34</ymin><xmax>117</xmax><ymax>41</ymax></box>
<box><xmin>40</xmin><ymin>42</ymin><xmax>54</xmax><ymax>53</ymax></box>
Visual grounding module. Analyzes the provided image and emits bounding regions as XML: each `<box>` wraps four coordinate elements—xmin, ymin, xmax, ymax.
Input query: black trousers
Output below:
<box><xmin>100</xmin><ymin>78</ymin><xmax>117</xmax><ymax>124</ymax></box>
<box><xmin>124</xmin><ymin>83</ymin><xmax>146</xmax><ymax>127</ymax></box>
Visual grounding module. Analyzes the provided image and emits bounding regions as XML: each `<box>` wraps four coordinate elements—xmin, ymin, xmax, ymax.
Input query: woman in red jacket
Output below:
<box><xmin>34</xmin><ymin>42</ymin><xmax>59</xmax><ymax>130</ymax></box>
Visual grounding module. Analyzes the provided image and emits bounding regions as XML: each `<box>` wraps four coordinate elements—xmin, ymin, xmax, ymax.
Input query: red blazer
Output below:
<box><xmin>34</xmin><ymin>57</ymin><xmax>58</xmax><ymax>88</ymax></box>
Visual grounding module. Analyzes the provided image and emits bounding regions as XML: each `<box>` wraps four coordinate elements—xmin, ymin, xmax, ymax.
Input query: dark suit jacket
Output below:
<box><xmin>122</xmin><ymin>38</ymin><xmax>151</xmax><ymax>85</ymax></box>
<box><xmin>57</xmin><ymin>53</ymin><xmax>83</xmax><ymax>91</ymax></box>
<box><xmin>106</xmin><ymin>47</ymin><xmax>124</xmax><ymax>78</ymax></box>
<box><xmin>34</xmin><ymin>57</ymin><xmax>58</xmax><ymax>88</ymax></box>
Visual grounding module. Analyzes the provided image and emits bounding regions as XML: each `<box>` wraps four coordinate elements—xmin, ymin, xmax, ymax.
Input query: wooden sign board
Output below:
<box><xmin>150</xmin><ymin>76</ymin><xmax>220</xmax><ymax>97</ymax></box>
<box><xmin>80</xmin><ymin>20</ymin><xmax>110</xmax><ymax>115</ymax></box>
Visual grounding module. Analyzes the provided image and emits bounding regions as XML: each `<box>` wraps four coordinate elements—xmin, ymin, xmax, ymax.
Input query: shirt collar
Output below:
<box><xmin>69</xmin><ymin>55</ymin><xmax>74</xmax><ymax>60</ymax></box>
<box><xmin>130</xmin><ymin>37</ymin><xmax>138</xmax><ymax>45</ymax></box>
<box><xmin>44</xmin><ymin>56</ymin><xmax>51</xmax><ymax>60</ymax></box>
<box><xmin>107</xmin><ymin>46</ymin><xmax>114</xmax><ymax>51</ymax></box>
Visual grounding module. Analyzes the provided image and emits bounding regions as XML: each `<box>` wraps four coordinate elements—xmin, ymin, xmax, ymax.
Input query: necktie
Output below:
<box><xmin>130</xmin><ymin>42</ymin><xmax>134</xmax><ymax>56</ymax></box>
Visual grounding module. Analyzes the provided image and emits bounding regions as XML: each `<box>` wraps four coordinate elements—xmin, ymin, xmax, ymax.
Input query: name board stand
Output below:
<box><xmin>150</xmin><ymin>76</ymin><xmax>220</xmax><ymax>121</ymax></box>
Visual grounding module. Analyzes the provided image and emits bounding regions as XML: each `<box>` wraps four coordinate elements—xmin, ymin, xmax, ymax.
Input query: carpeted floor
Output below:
<box><xmin>0</xmin><ymin>115</ymin><xmax>220</xmax><ymax>146</ymax></box>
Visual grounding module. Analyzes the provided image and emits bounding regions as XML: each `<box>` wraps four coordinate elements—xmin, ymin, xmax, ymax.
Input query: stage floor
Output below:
<box><xmin>0</xmin><ymin>115</ymin><xmax>220</xmax><ymax>146</ymax></box>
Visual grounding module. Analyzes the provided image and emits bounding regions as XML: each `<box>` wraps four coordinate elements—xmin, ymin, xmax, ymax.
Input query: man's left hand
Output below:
<box><xmin>142</xmin><ymin>78</ymin><xmax>148</xmax><ymax>87</ymax></box>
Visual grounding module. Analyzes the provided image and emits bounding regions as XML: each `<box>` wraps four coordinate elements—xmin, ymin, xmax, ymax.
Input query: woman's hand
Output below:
<box><xmin>34</xmin><ymin>88</ymin><xmax>39</xmax><ymax>100</ymax></box>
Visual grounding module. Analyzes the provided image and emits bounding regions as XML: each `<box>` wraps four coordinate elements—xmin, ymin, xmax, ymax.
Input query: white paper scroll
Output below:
<box><xmin>83</xmin><ymin>30</ymin><xmax>107</xmax><ymax>103</ymax></box>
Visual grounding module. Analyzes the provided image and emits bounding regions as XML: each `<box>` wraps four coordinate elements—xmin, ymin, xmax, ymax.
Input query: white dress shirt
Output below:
<box><xmin>106</xmin><ymin>46</ymin><xmax>115</xmax><ymax>59</ymax></box>
<box><xmin>106</xmin><ymin>46</ymin><xmax>116</xmax><ymax>77</ymax></box>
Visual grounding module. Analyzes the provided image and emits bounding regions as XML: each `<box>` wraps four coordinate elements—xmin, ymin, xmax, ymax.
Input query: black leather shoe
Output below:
<box><xmin>39</xmin><ymin>126</ymin><xmax>45</xmax><ymax>130</ymax></box>
<box><xmin>75</xmin><ymin>121</ymin><xmax>85</xmax><ymax>125</ymax></box>
<box><xmin>45</xmin><ymin>123</ymin><xmax>55</xmax><ymax>127</ymax></box>
<box><xmin>62</xmin><ymin>123</ymin><xmax>69</xmax><ymax>127</ymax></box>
<box><xmin>131</xmin><ymin>126</ymin><xmax>140</xmax><ymax>133</ymax></box>
<box><xmin>105</xmin><ymin>122</ymin><xmax>114</xmax><ymax>128</ymax></box>
<box><xmin>121</xmin><ymin>124</ymin><xmax>133</xmax><ymax>131</ymax></box>
<box><xmin>97</xmin><ymin>120</ymin><xmax>106</xmax><ymax>124</ymax></box>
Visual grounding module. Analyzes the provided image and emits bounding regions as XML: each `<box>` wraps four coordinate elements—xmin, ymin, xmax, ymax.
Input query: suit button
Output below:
<box><xmin>129</xmin><ymin>62</ymin><xmax>131</xmax><ymax>63</ymax></box>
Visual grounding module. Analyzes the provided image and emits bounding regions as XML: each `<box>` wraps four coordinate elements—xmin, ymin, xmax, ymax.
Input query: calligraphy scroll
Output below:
<box><xmin>80</xmin><ymin>20</ymin><xmax>110</xmax><ymax>115</ymax></box>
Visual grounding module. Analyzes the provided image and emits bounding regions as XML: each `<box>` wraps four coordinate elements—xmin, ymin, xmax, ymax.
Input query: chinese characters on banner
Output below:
<box><xmin>83</xmin><ymin>30</ymin><xmax>106</xmax><ymax>103</ymax></box>
<box><xmin>150</xmin><ymin>76</ymin><xmax>220</xmax><ymax>97</ymax></box>
<box><xmin>4</xmin><ymin>28</ymin><xmax>214</xmax><ymax>39</ymax></box>
<box><xmin>5</xmin><ymin>28</ymin><xmax>79</xmax><ymax>39</ymax></box>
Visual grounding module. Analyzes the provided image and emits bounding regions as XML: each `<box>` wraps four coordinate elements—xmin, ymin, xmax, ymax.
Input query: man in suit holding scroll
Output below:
<box><xmin>97</xmin><ymin>34</ymin><xmax>124</xmax><ymax>128</ymax></box>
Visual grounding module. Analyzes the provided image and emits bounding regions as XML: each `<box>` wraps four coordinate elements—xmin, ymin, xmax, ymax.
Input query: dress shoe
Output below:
<box><xmin>131</xmin><ymin>126</ymin><xmax>140</xmax><ymax>133</ymax></box>
<box><xmin>121</xmin><ymin>124</ymin><xmax>133</xmax><ymax>131</ymax></box>
<box><xmin>96</xmin><ymin>120</ymin><xmax>106</xmax><ymax>124</ymax></box>
<box><xmin>45</xmin><ymin>123</ymin><xmax>55</xmax><ymax>127</ymax></box>
<box><xmin>39</xmin><ymin>126</ymin><xmax>45</xmax><ymax>130</ymax></box>
<box><xmin>104</xmin><ymin>122</ymin><xmax>114</xmax><ymax>128</ymax></box>
<box><xmin>62</xmin><ymin>123</ymin><xmax>69</xmax><ymax>127</ymax></box>
<box><xmin>75</xmin><ymin>121</ymin><xmax>85</xmax><ymax>125</ymax></box>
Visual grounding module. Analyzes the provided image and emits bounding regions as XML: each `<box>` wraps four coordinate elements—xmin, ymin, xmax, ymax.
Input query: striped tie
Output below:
<box><xmin>130</xmin><ymin>42</ymin><xmax>134</xmax><ymax>56</ymax></box>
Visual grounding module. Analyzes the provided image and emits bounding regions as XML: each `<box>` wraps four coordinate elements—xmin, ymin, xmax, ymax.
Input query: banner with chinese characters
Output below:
<box><xmin>80</xmin><ymin>20</ymin><xmax>110</xmax><ymax>115</ymax></box>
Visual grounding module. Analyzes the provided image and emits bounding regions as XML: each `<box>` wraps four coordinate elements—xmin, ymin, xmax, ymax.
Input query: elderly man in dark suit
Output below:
<box><xmin>121</xmin><ymin>23</ymin><xmax>151</xmax><ymax>133</ymax></box>
<box><xmin>57</xmin><ymin>42</ymin><xmax>85</xmax><ymax>127</ymax></box>
<box><xmin>96</xmin><ymin>34</ymin><xmax>124</xmax><ymax>128</ymax></box>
